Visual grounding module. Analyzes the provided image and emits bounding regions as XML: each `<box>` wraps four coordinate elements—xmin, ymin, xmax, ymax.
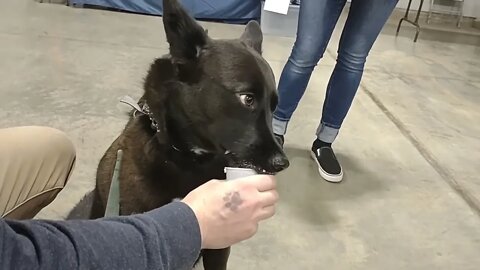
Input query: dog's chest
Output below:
<box><xmin>144</xmin><ymin>157</ymin><xmax>225</xmax><ymax>196</ymax></box>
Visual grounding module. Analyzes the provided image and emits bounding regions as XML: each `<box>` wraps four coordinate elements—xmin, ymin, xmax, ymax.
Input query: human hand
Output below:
<box><xmin>182</xmin><ymin>175</ymin><xmax>278</xmax><ymax>249</ymax></box>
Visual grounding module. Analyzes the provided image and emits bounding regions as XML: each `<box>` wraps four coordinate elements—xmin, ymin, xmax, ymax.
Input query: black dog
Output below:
<box><xmin>91</xmin><ymin>0</ymin><xmax>289</xmax><ymax>269</ymax></box>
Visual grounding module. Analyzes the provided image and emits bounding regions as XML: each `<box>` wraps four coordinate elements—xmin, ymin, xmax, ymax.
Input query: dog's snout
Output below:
<box><xmin>270</xmin><ymin>154</ymin><xmax>290</xmax><ymax>172</ymax></box>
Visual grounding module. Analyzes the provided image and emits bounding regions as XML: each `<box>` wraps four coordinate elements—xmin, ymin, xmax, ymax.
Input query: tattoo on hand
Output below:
<box><xmin>223</xmin><ymin>191</ymin><xmax>243</xmax><ymax>212</ymax></box>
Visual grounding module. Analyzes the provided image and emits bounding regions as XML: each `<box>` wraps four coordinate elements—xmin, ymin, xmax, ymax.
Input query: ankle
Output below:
<box><xmin>313</xmin><ymin>138</ymin><xmax>331</xmax><ymax>149</ymax></box>
<box><xmin>274</xmin><ymin>133</ymin><xmax>285</xmax><ymax>147</ymax></box>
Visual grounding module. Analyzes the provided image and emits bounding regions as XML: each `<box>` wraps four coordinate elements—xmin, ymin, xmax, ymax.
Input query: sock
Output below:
<box><xmin>313</xmin><ymin>138</ymin><xmax>331</xmax><ymax>149</ymax></box>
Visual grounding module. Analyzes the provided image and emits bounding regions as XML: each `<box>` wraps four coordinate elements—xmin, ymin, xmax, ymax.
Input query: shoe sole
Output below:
<box><xmin>310</xmin><ymin>151</ymin><xmax>343</xmax><ymax>183</ymax></box>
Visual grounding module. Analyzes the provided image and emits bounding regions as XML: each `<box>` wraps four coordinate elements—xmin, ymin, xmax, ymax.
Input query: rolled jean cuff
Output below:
<box><xmin>272</xmin><ymin>117</ymin><xmax>288</xmax><ymax>135</ymax></box>
<box><xmin>316</xmin><ymin>124</ymin><xmax>339</xmax><ymax>144</ymax></box>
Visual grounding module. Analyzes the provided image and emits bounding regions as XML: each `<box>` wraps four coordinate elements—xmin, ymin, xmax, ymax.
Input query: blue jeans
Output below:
<box><xmin>272</xmin><ymin>0</ymin><xmax>398</xmax><ymax>143</ymax></box>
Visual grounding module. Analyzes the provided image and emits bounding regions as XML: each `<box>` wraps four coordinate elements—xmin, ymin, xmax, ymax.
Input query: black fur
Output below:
<box><xmin>91</xmin><ymin>0</ymin><xmax>289</xmax><ymax>269</ymax></box>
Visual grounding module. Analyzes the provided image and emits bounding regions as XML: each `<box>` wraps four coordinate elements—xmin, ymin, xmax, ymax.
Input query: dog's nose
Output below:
<box><xmin>270</xmin><ymin>154</ymin><xmax>290</xmax><ymax>172</ymax></box>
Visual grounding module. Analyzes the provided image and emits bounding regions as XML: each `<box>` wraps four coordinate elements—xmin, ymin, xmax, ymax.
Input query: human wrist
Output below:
<box><xmin>140</xmin><ymin>201</ymin><xmax>202</xmax><ymax>268</ymax></box>
<box><xmin>181</xmin><ymin>200</ymin><xmax>207</xmax><ymax>249</ymax></box>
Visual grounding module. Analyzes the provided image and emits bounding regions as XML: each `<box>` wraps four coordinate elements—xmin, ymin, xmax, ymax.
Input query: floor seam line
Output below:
<box><xmin>323</xmin><ymin>48</ymin><xmax>480</xmax><ymax>218</ymax></box>
<box><xmin>360</xmin><ymin>83</ymin><xmax>480</xmax><ymax>218</ymax></box>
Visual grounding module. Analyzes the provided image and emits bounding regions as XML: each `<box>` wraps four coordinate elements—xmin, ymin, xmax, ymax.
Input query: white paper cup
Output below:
<box><xmin>224</xmin><ymin>167</ymin><xmax>257</xmax><ymax>180</ymax></box>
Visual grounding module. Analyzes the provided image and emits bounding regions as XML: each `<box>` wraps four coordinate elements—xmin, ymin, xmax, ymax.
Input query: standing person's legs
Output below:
<box><xmin>0</xmin><ymin>126</ymin><xmax>76</xmax><ymax>219</ymax></box>
<box><xmin>312</xmin><ymin>0</ymin><xmax>398</xmax><ymax>182</ymax></box>
<box><xmin>272</xmin><ymin>0</ymin><xmax>347</xmax><ymax>139</ymax></box>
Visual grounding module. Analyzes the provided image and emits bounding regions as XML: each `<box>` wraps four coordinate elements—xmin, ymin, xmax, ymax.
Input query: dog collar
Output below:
<box><xmin>120</xmin><ymin>95</ymin><xmax>184</xmax><ymax>152</ymax></box>
<box><xmin>120</xmin><ymin>95</ymin><xmax>160</xmax><ymax>132</ymax></box>
<box><xmin>120</xmin><ymin>95</ymin><xmax>211</xmax><ymax>155</ymax></box>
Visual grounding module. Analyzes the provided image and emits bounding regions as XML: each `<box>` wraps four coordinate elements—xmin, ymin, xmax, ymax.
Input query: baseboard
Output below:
<box><xmin>473</xmin><ymin>20</ymin><xmax>480</xmax><ymax>30</ymax></box>
<box><xmin>36</xmin><ymin>0</ymin><xmax>67</xmax><ymax>4</ymax></box>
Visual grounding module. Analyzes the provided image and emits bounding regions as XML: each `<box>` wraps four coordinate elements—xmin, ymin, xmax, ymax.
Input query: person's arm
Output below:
<box><xmin>0</xmin><ymin>201</ymin><xmax>201</xmax><ymax>270</ymax></box>
<box><xmin>1</xmin><ymin>175</ymin><xmax>278</xmax><ymax>270</ymax></box>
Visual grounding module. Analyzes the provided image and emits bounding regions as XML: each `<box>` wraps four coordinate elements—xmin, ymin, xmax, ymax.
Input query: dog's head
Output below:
<box><xmin>144</xmin><ymin>0</ymin><xmax>289</xmax><ymax>174</ymax></box>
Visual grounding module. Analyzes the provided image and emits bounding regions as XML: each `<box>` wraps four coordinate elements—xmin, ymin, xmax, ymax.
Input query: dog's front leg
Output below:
<box><xmin>202</xmin><ymin>247</ymin><xmax>230</xmax><ymax>270</ymax></box>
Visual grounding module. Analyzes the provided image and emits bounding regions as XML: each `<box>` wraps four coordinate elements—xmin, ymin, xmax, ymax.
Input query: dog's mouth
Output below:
<box><xmin>224</xmin><ymin>150</ymin><xmax>274</xmax><ymax>175</ymax></box>
<box><xmin>231</xmin><ymin>161</ymin><xmax>273</xmax><ymax>175</ymax></box>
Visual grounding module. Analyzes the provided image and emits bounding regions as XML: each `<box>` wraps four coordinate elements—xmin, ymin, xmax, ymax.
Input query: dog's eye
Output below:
<box><xmin>239</xmin><ymin>94</ymin><xmax>255</xmax><ymax>108</ymax></box>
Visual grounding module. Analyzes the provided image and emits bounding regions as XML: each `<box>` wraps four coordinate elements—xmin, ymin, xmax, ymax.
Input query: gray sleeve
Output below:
<box><xmin>0</xmin><ymin>201</ymin><xmax>201</xmax><ymax>270</ymax></box>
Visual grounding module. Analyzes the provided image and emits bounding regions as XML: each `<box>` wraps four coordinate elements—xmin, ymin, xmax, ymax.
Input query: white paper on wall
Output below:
<box><xmin>264</xmin><ymin>0</ymin><xmax>290</xmax><ymax>15</ymax></box>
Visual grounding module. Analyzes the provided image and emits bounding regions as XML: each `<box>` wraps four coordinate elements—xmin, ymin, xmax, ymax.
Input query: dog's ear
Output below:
<box><xmin>240</xmin><ymin>20</ymin><xmax>263</xmax><ymax>54</ymax></box>
<box><xmin>162</xmin><ymin>0</ymin><xmax>207</xmax><ymax>62</ymax></box>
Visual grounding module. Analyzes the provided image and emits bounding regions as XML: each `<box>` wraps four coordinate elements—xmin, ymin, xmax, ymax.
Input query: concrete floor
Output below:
<box><xmin>1</xmin><ymin>1</ymin><xmax>480</xmax><ymax>269</ymax></box>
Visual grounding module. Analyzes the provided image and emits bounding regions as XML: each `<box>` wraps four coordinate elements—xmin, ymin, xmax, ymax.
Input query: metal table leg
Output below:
<box><xmin>396</xmin><ymin>0</ymin><xmax>425</xmax><ymax>42</ymax></box>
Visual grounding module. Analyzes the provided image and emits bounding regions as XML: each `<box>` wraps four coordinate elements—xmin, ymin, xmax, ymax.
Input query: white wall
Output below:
<box><xmin>396</xmin><ymin>0</ymin><xmax>478</xmax><ymax>19</ymax></box>
<box><xmin>475</xmin><ymin>0</ymin><xmax>480</xmax><ymax>20</ymax></box>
